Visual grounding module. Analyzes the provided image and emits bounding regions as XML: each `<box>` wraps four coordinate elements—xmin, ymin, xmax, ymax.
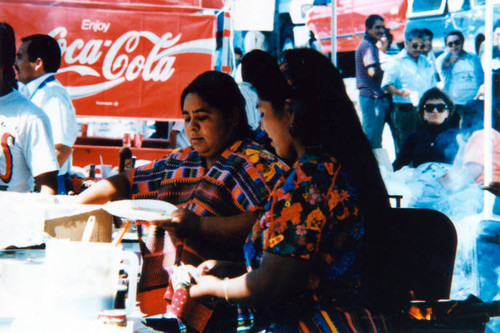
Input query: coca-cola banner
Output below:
<box><xmin>0</xmin><ymin>2</ymin><xmax>217</xmax><ymax>120</ymax></box>
<box><xmin>1</xmin><ymin>0</ymin><xmax>204</xmax><ymax>13</ymax></box>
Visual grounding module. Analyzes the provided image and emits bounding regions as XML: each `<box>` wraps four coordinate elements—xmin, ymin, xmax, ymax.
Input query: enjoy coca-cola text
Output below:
<box><xmin>49</xmin><ymin>27</ymin><xmax>179</xmax><ymax>83</ymax></box>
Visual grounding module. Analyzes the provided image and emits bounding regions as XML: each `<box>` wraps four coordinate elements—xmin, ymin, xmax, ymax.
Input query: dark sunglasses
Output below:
<box><xmin>447</xmin><ymin>40</ymin><xmax>462</xmax><ymax>47</ymax></box>
<box><xmin>424</xmin><ymin>103</ymin><xmax>448</xmax><ymax>113</ymax></box>
<box><xmin>411</xmin><ymin>43</ymin><xmax>426</xmax><ymax>50</ymax></box>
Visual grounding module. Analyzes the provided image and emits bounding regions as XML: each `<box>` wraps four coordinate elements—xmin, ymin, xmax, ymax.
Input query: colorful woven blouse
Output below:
<box><xmin>132</xmin><ymin>139</ymin><xmax>285</xmax><ymax>216</ymax></box>
<box><xmin>130</xmin><ymin>138</ymin><xmax>287</xmax><ymax>322</ymax></box>
<box><xmin>244</xmin><ymin>152</ymin><xmax>370</xmax><ymax>331</ymax></box>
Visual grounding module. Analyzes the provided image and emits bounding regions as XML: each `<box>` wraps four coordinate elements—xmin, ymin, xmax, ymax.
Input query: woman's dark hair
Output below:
<box><xmin>254</xmin><ymin>47</ymin><xmax>390</xmax><ymax>224</ymax></box>
<box><xmin>254</xmin><ymin>49</ymin><xmax>391</xmax><ymax>310</ymax></box>
<box><xmin>417</xmin><ymin>87</ymin><xmax>455</xmax><ymax>121</ymax></box>
<box><xmin>180</xmin><ymin>71</ymin><xmax>253</xmax><ymax>141</ymax></box>
<box><xmin>241</xmin><ymin>49</ymin><xmax>277</xmax><ymax>87</ymax></box>
<box><xmin>0</xmin><ymin>22</ymin><xmax>17</xmax><ymax>92</ymax></box>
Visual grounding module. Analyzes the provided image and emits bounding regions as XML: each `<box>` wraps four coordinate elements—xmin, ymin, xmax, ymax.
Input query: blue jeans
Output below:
<box><xmin>359</xmin><ymin>95</ymin><xmax>387</xmax><ymax>149</ymax></box>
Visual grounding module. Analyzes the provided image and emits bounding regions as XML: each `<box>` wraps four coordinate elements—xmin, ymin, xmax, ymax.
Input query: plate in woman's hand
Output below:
<box><xmin>103</xmin><ymin>199</ymin><xmax>177</xmax><ymax>221</ymax></box>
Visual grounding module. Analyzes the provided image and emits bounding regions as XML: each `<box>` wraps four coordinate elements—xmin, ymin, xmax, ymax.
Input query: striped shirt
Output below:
<box><xmin>355</xmin><ymin>35</ymin><xmax>384</xmax><ymax>98</ymax></box>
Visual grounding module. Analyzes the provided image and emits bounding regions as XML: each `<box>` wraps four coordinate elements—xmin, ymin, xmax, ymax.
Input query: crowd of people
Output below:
<box><xmin>356</xmin><ymin>14</ymin><xmax>500</xmax><ymax>219</ymax></box>
<box><xmin>356</xmin><ymin>15</ymin><xmax>491</xmax><ymax>154</ymax></box>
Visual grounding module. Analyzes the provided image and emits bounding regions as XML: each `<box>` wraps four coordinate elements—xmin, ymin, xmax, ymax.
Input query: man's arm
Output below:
<box><xmin>34</xmin><ymin>170</ymin><xmax>58</xmax><ymax>195</ymax></box>
<box><xmin>386</xmin><ymin>84</ymin><xmax>411</xmax><ymax>97</ymax></box>
<box><xmin>55</xmin><ymin>143</ymin><xmax>72</xmax><ymax>167</ymax></box>
<box><xmin>367</xmin><ymin>65</ymin><xmax>383</xmax><ymax>80</ymax></box>
<box><xmin>364</xmin><ymin>47</ymin><xmax>383</xmax><ymax>80</ymax></box>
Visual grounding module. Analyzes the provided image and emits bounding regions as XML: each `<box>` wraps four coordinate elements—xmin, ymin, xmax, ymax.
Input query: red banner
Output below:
<box><xmin>0</xmin><ymin>1</ymin><xmax>217</xmax><ymax>120</ymax></box>
<box><xmin>0</xmin><ymin>0</ymin><xmax>204</xmax><ymax>13</ymax></box>
<box><xmin>201</xmin><ymin>0</ymin><xmax>225</xmax><ymax>9</ymax></box>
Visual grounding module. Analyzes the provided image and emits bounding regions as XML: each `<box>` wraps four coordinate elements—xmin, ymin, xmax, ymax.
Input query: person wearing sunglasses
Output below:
<box><xmin>393</xmin><ymin>88</ymin><xmax>459</xmax><ymax>171</ymax></box>
<box><xmin>436</xmin><ymin>30</ymin><xmax>484</xmax><ymax>127</ymax></box>
<box><xmin>382</xmin><ymin>28</ymin><xmax>438</xmax><ymax>153</ymax></box>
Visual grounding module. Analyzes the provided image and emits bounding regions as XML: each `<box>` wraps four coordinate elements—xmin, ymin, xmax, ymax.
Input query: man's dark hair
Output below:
<box><xmin>0</xmin><ymin>22</ymin><xmax>17</xmax><ymax>91</ymax></box>
<box><xmin>445</xmin><ymin>30</ymin><xmax>464</xmax><ymax>45</ymax></box>
<box><xmin>405</xmin><ymin>28</ymin><xmax>424</xmax><ymax>42</ymax></box>
<box><xmin>21</xmin><ymin>34</ymin><xmax>61</xmax><ymax>73</ymax></box>
<box><xmin>365</xmin><ymin>15</ymin><xmax>384</xmax><ymax>31</ymax></box>
<box><xmin>422</xmin><ymin>28</ymin><xmax>433</xmax><ymax>40</ymax></box>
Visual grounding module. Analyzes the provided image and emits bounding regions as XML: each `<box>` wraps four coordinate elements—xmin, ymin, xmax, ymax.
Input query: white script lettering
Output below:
<box><xmin>49</xmin><ymin>27</ymin><xmax>181</xmax><ymax>83</ymax></box>
<box><xmin>81</xmin><ymin>19</ymin><xmax>111</xmax><ymax>33</ymax></box>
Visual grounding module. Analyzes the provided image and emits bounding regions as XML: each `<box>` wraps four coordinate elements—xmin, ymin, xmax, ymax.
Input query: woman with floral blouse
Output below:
<box><xmin>190</xmin><ymin>49</ymin><xmax>391</xmax><ymax>332</ymax></box>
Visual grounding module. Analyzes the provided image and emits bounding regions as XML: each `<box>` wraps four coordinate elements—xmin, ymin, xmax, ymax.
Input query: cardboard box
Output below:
<box><xmin>44</xmin><ymin>206</ymin><xmax>113</xmax><ymax>243</ymax></box>
<box><xmin>0</xmin><ymin>193</ymin><xmax>113</xmax><ymax>249</ymax></box>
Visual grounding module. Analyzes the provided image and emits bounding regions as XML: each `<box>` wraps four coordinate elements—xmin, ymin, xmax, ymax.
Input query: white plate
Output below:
<box><xmin>103</xmin><ymin>200</ymin><xmax>177</xmax><ymax>221</ymax></box>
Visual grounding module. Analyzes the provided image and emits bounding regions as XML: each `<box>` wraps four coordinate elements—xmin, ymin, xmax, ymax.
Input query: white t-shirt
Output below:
<box><xmin>23</xmin><ymin>73</ymin><xmax>78</xmax><ymax>175</ymax></box>
<box><xmin>0</xmin><ymin>90</ymin><xmax>58</xmax><ymax>192</ymax></box>
<box><xmin>238</xmin><ymin>82</ymin><xmax>261</xmax><ymax>131</ymax></box>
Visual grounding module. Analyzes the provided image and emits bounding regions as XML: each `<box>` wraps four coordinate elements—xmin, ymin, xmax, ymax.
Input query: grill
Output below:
<box><xmin>389</xmin><ymin>296</ymin><xmax>500</xmax><ymax>332</ymax></box>
<box><xmin>362</xmin><ymin>208</ymin><xmax>500</xmax><ymax>333</ymax></box>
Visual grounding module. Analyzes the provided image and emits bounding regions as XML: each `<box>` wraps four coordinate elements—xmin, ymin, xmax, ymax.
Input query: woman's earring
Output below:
<box><xmin>289</xmin><ymin>123</ymin><xmax>298</xmax><ymax>137</ymax></box>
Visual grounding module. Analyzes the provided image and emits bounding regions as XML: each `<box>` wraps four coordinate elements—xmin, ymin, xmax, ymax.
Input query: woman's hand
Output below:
<box><xmin>197</xmin><ymin>260</ymin><xmax>219</xmax><ymax>276</ymax></box>
<box><xmin>194</xmin><ymin>259</ymin><xmax>246</xmax><ymax>278</ymax></box>
<box><xmin>189</xmin><ymin>274</ymin><xmax>222</xmax><ymax>299</ymax></box>
<box><xmin>150</xmin><ymin>208</ymin><xmax>200</xmax><ymax>237</ymax></box>
<box><xmin>189</xmin><ymin>260</ymin><xmax>224</xmax><ymax>300</ymax></box>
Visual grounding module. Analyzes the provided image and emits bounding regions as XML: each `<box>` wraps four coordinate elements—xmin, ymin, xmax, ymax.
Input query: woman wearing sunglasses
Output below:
<box><xmin>393</xmin><ymin>87</ymin><xmax>459</xmax><ymax>171</ymax></box>
<box><xmin>435</xmin><ymin>30</ymin><xmax>484</xmax><ymax>126</ymax></box>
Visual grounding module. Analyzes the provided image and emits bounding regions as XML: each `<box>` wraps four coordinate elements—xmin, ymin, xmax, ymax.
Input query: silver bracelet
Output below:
<box><xmin>223</xmin><ymin>277</ymin><xmax>230</xmax><ymax>302</ymax></box>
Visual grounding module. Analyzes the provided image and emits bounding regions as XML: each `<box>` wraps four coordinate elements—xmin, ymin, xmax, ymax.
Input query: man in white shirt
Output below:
<box><xmin>15</xmin><ymin>34</ymin><xmax>78</xmax><ymax>194</ymax></box>
<box><xmin>436</xmin><ymin>30</ymin><xmax>483</xmax><ymax>127</ymax></box>
<box><xmin>382</xmin><ymin>28</ymin><xmax>437</xmax><ymax>153</ymax></box>
<box><xmin>0</xmin><ymin>23</ymin><xmax>58</xmax><ymax>194</ymax></box>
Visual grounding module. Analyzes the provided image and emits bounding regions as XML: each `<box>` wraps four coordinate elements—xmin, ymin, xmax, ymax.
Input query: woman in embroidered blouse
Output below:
<box><xmin>393</xmin><ymin>88</ymin><xmax>459</xmax><ymax>171</ymax></box>
<box><xmin>189</xmin><ymin>49</ymin><xmax>390</xmax><ymax>331</ymax></box>
<box><xmin>75</xmin><ymin>71</ymin><xmax>286</xmax><ymax>330</ymax></box>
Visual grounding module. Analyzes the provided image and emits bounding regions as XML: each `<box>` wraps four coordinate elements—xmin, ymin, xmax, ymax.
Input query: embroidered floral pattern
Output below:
<box><xmin>244</xmin><ymin>152</ymin><xmax>364</xmax><ymax>304</ymax></box>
